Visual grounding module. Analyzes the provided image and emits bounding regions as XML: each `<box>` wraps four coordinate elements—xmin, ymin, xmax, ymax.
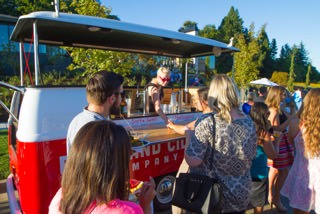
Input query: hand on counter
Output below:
<box><xmin>167</xmin><ymin>120</ymin><xmax>196</xmax><ymax>135</ymax></box>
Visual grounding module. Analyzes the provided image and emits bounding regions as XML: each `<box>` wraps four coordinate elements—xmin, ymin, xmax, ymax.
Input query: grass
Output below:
<box><xmin>0</xmin><ymin>129</ymin><xmax>10</xmax><ymax>180</ymax></box>
<box><xmin>294</xmin><ymin>82</ymin><xmax>320</xmax><ymax>88</ymax></box>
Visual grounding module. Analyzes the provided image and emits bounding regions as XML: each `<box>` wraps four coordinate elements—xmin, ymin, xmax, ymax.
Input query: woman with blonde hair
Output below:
<box><xmin>265</xmin><ymin>86</ymin><xmax>294</xmax><ymax>212</ymax></box>
<box><xmin>184</xmin><ymin>74</ymin><xmax>257</xmax><ymax>214</ymax></box>
<box><xmin>281</xmin><ymin>88</ymin><xmax>320</xmax><ymax>214</ymax></box>
<box><xmin>145</xmin><ymin>67</ymin><xmax>172</xmax><ymax>125</ymax></box>
<box><xmin>49</xmin><ymin>120</ymin><xmax>156</xmax><ymax>214</ymax></box>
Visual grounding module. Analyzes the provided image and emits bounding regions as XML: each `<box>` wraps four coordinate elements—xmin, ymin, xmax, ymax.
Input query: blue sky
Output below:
<box><xmin>101</xmin><ymin>0</ymin><xmax>319</xmax><ymax>72</ymax></box>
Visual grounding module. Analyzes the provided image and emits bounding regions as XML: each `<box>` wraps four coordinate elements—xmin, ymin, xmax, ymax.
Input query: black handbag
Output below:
<box><xmin>172</xmin><ymin>113</ymin><xmax>221</xmax><ymax>213</ymax></box>
<box><xmin>172</xmin><ymin>172</ymin><xmax>221</xmax><ymax>214</ymax></box>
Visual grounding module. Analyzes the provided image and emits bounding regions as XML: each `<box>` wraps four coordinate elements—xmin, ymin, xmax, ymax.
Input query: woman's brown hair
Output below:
<box><xmin>249</xmin><ymin>102</ymin><xmax>273</xmax><ymax>144</ymax></box>
<box><xmin>60</xmin><ymin>120</ymin><xmax>131</xmax><ymax>213</ymax></box>
<box><xmin>265</xmin><ymin>86</ymin><xmax>285</xmax><ymax>111</ymax></box>
<box><xmin>300</xmin><ymin>88</ymin><xmax>320</xmax><ymax>158</ymax></box>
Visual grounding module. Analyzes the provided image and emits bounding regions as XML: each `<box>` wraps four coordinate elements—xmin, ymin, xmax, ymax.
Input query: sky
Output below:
<box><xmin>100</xmin><ymin>0</ymin><xmax>319</xmax><ymax>71</ymax></box>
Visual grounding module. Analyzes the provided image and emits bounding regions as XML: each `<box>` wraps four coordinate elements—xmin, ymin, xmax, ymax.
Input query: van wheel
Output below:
<box><xmin>153</xmin><ymin>173</ymin><xmax>176</xmax><ymax>211</ymax></box>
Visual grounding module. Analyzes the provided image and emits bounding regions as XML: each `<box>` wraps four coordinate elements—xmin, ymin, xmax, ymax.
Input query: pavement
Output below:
<box><xmin>0</xmin><ymin>179</ymin><xmax>10</xmax><ymax>214</ymax></box>
<box><xmin>0</xmin><ymin>123</ymin><xmax>8</xmax><ymax>130</ymax></box>
<box><xmin>0</xmin><ymin>176</ymin><xmax>293</xmax><ymax>214</ymax></box>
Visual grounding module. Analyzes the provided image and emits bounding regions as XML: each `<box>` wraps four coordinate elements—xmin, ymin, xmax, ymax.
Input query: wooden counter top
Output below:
<box><xmin>135</xmin><ymin>128</ymin><xmax>185</xmax><ymax>144</ymax></box>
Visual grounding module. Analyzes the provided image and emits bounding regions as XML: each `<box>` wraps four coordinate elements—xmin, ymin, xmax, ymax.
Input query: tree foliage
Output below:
<box><xmin>198</xmin><ymin>24</ymin><xmax>219</xmax><ymax>39</ymax></box>
<box><xmin>271</xmin><ymin>71</ymin><xmax>288</xmax><ymax>86</ymax></box>
<box><xmin>218</xmin><ymin>6</ymin><xmax>244</xmax><ymax>42</ymax></box>
<box><xmin>287</xmin><ymin>49</ymin><xmax>296</xmax><ymax>92</ymax></box>
<box><xmin>64</xmin><ymin>0</ymin><xmax>135</xmax><ymax>79</ymax></box>
<box><xmin>0</xmin><ymin>0</ymin><xmax>19</xmax><ymax>16</ymax></box>
<box><xmin>178</xmin><ymin>20</ymin><xmax>198</xmax><ymax>32</ymax></box>
<box><xmin>258</xmin><ymin>24</ymin><xmax>276</xmax><ymax>78</ymax></box>
<box><xmin>305</xmin><ymin>63</ymin><xmax>311</xmax><ymax>88</ymax></box>
<box><xmin>233</xmin><ymin>24</ymin><xmax>264</xmax><ymax>88</ymax></box>
<box><xmin>215</xmin><ymin>7</ymin><xmax>245</xmax><ymax>74</ymax></box>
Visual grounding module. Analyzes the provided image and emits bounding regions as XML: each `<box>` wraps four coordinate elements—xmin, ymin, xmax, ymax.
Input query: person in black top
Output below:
<box><xmin>144</xmin><ymin>67</ymin><xmax>172</xmax><ymax>125</ymax></box>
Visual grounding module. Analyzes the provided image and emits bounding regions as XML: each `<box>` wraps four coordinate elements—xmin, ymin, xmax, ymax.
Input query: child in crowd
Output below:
<box><xmin>49</xmin><ymin>120</ymin><xmax>156</xmax><ymax>214</ymax></box>
<box><xmin>249</xmin><ymin>102</ymin><xmax>278</xmax><ymax>214</ymax></box>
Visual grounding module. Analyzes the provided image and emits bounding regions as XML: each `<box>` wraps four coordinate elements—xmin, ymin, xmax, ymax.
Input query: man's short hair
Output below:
<box><xmin>86</xmin><ymin>70</ymin><xmax>124</xmax><ymax>105</ymax></box>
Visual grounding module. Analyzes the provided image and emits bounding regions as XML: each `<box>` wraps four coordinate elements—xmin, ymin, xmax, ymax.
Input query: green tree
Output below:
<box><xmin>65</xmin><ymin>0</ymin><xmax>134</xmax><ymax>79</ymax></box>
<box><xmin>178</xmin><ymin>20</ymin><xmax>198</xmax><ymax>32</ymax></box>
<box><xmin>258</xmin><ymin>24</ymin><xmax>276</xmax><ymax>78</ymax></box>
<box><xmin>270</xmin><ymin>39</ymin><xmax>278</xmax><ymax>61</ymax></box>
<box><xmin>287</xmin><ymin>49</ymin><xmax>296</xmax><ymax>92</ymax></box>
<box><xmin>271</xmin><ymin>71</ymin><xmax>288</xmax><ymax>86</ymax></box>
<box><xmin>305</xmin><ymin>63</ymin><xmax>311</xmax><ymax>88</ymax></box>
<box><xmin>198</xmin><ymin>24</ymin><xmax>219</xmax><ymax>39</ymax></box>
<box><xmin>216</xmin><ymin>6</ymin><xmax>245</xmax><ymax>74</ymax></box>
<box><xmin>218</xmin><ymin>6</ymin><xmax>244</xmax><ymax>42</ymax></box>
<box><xmin>234</xmin><ymin>25</ymin><xmax>263</xmax><ymax>88</ymax></box>
<box><xmin>277</xmin><ymin>44</ymin><xmax>292</xmax><ymax>72</ymax></box>
<box><xmin>0</xmin><ymin>0</ymin><xmax>19</xmax><ymax>16</ymax></box>
<box><xmin>293</xmin><ymin>42</ymin><xmax>309</xmax><ymax>82</ymax></box>
<box><xmin>15</xmin><ymin>0</ymin><xmax>55</xmax><ymax>15</ymax></box>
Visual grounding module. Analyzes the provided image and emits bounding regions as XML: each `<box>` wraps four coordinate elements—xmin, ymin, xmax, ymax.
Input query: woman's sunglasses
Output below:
<box><xmin>159</xmin><ymin>76</ymin><xmax>170</xmax><ymax>82</ymax></box>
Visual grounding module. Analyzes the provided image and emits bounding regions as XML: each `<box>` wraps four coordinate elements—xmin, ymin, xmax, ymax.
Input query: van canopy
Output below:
<box><xmin>10</xmin><ymin>11</ymin><xmax>238</xmax><ymax>58</ymax></box>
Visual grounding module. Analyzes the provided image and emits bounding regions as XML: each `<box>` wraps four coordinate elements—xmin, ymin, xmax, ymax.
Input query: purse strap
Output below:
<box><xmin>210</xmin><ymin>113</ymin><xmax>216</xmax><ymax>147</ymax></box>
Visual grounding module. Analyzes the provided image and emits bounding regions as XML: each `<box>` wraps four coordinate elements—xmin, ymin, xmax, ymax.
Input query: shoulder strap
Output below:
<box><xmin>144</xmin><ymin>82</ymin><xmax>158</xmax><ymax>90</ymax></box>
<box><xmin>210</xmin><ymin>113</ymin><xmax>216</xmax><ymax>147</ymax></box>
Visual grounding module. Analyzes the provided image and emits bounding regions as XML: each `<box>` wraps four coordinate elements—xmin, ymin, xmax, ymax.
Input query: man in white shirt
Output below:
<box><xmin>66</xmin><ymin>70</ymin><xmax>124</xmax><ymax>154</ymax></box>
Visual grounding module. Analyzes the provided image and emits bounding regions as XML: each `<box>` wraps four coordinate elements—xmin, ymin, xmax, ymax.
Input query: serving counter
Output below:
<box><xmin>113</xmin><ymin>112</ymin><xmax>201</xmax><ymax>209</ymax></box>
<box><xmin>113</xmin><ymin>87</ymin><xmax>203</xmax><ymax>209</ymax></box>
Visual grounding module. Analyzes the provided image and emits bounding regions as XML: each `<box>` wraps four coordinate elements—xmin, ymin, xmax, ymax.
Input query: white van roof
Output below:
<box><xmin>10</xmin><ymin>11</ymin><xmax>238</xmax><ymax>58</ymax></box>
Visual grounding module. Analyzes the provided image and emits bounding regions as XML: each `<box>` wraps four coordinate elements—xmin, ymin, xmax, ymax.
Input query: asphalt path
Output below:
<box><xmin>1</xmin><ymin>178</ymin><xmax>291</xmax><ymax>214</ymax></box>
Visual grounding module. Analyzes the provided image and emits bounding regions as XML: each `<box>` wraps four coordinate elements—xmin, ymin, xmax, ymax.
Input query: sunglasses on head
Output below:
<box><xmin>159</xmin><ymin>76</ymin><xmax>170</xmax><ymax>82</ymax></box>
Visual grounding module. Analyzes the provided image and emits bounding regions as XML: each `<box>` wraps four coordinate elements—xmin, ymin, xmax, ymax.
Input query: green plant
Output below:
<box><xmin>0</xmin><ymin>129</ymin><xmax>10</xmax><ymax>180</ymax></box>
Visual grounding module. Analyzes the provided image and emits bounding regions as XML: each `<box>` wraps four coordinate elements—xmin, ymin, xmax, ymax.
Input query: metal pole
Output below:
<box><xmin>19</xmin><ymin>42</ymin><xmax>24</xmax><ymax>86</ymax></box>
<box><xmin>33</xmin><ymin>21</ymin><xmax>40</xmax><ymax>85</ymax></box>
<box><xmin>54</xmin><ymin>0</ymin><xmax>60</xmax><ymax>17</ymax></box>
<box><xmin>184</xmin><ymin>61</ymin><xmax>188</xmax><ymax>104</ymax></box>
<box><xmin>232</xmin><ymin>53</ymin><xmax>235</xmax><ymax>80</ymax></box>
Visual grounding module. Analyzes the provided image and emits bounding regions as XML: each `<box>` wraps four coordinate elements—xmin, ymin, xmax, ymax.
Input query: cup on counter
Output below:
<box><xmin>126</xmin><ymin>98</ymin><xmax>131</xmax><ymax>117</ymax></box>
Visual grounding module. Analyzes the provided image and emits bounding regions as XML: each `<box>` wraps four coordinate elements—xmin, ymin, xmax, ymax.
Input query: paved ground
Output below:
<box><xmin>0</xmin><ymin>123</ymin><xmax>7</xmax><ymax>130</ymax></box>
<box><xmin>0</xmin><ymin>176</ymin><xmax>292</xmax><ymax>214</ymax></box>
<box><xmin>0</xmin><ymin>180</ymin><xmax>10</xmax><ymax>214</ymax></box>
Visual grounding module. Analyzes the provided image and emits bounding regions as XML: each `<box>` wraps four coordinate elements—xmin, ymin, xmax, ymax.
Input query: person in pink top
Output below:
<box><xmin>49</xmin><ymin>120</ymin><xmax>156</xmax><ymax>214</ymax></box>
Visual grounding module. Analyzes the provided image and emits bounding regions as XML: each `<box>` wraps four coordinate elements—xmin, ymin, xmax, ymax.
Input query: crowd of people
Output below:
<box><xmin>49</xmin><ymin>68</ymin><xmax>319</xmax><ymax>214</ymax></box>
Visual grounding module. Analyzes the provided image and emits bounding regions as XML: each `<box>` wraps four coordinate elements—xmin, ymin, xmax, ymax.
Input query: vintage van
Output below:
<box><xmin>1</xmin><ymin>7</ymin><xmax>237</xmax><ymax>214</ymax></box>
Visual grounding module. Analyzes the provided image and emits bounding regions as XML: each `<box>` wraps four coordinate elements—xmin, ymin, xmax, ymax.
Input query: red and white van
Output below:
<box><xmin>1</xmin><ymin>9</ymin><xmax>237</xmax><ymax>214</ymax></box>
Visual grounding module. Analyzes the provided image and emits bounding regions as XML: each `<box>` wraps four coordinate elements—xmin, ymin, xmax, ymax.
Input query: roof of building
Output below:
<box><xmin>0</xmin><ymin>14</ymin><xmax>18</xmax><ymax>24</ymax></box>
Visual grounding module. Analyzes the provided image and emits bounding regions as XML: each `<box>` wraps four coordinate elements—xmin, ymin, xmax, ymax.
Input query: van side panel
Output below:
<box><xmin>130</xmin><ymin>138</ymin><xmax>186</xmax><ymax>180</ymax></box>
<box><xmin>17</xmin><ymin>88</ymin><xmax>87</xmax><ymax>142</ymax></box>
<box><xmin>16</xmin><ymin>139</ymin><xmax>66</xmax><ymax>214</ymax></box>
